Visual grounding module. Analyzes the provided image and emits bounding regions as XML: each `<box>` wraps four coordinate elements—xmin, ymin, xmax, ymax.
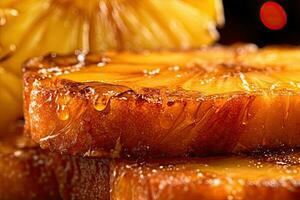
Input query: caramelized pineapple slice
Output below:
<box><xmin>23</xmin><ymin>44</ymin><xmax>300</xmax><ymax>158</ymax></box>
<box><xmin>0</xmin><ymin>0</ymin><xmax>223</xmax><ymax>76</ymax></box>
<box><xmin>112</xmin><ymin>151</ymin><xmax>300</xmax><ymax>200</ymax></box>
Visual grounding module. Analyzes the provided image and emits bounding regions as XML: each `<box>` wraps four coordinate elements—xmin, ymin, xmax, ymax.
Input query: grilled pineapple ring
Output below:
<box><xmin>24</xmin><ymin>45</ymin><xmax>300</xmax><ymax>157</ymax></box>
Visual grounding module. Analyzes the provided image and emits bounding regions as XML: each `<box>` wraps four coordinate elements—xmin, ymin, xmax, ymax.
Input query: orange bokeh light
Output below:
<box><xmin>260</xmin><ymin>1</ymin><xmax>287</xmax><ymax>30</ymax></box>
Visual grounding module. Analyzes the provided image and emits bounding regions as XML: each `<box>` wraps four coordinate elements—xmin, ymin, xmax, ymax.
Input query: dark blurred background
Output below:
<box><xmin>219</xmin><ymin>0</ymin><xmax>300</xmax><ymax>46</ymax></box>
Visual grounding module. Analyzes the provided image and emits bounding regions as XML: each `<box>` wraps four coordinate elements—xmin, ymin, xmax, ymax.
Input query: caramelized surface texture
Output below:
<box><xmin>24</xmin><ymin>44</ymin><xmax>300</xmax><ymax>157</ymax></box>
<box><xmin>0</xmin><ymin>126</ymin><xmax>110</xmax><ymax>200</ymax></box>
<box><xmin>112</xmin><ymin>150</ymin><xmax>300</xmax><ymax>200</ymax></box>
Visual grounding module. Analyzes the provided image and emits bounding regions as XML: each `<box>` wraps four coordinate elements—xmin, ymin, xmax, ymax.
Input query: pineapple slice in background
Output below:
<box><xmin>0</xmin><ymin>44</ymin><xmax>23</xmax><ymax>133</ymax></box>
<box><xmin>0</xmin><ymin>0</ymin><xmax>224</xmax><ymax>131</ymax></box>
<box><xmin>0</xmin><ymin>66</ymin><xmax>22</xmax><ymax>132</ymax></box>
<box><xmin>0</xmin><ymin>0</ymin><xmax>224</xmax><ymax>76</ymax></box>
<box><xmin>183</xmin><ymin>0</ymin><xmax>224</xmax><ymax>25</ymax></box>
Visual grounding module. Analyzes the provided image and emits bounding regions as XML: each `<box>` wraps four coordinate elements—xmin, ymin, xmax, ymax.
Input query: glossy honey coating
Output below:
<box><xmin>24</xmin><ymin>44</ymin><xmax>300</xmax><ymax>157</ymax></box>
<box><xmin>111</xmin><ymin>150</ymin><xmax>300</xmax><ymax>200</ymax></box>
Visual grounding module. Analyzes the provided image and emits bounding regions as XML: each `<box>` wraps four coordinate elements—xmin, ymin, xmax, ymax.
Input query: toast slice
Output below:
<box><xmin>23</xmin><ymin>44</ymin><xmax>300</xmax><ymax>158</ymax></box>
<box><xmin>0</xmin><ymin>125</ymin><xmax>59</xmax><ymax>200</ymax></box>
<box><xmin>112</xmin><ymin>150</ymin><xmax>300</xmax><ymax>200</ymax></box>
<box><xmin>0</xmin><ymin>125</ymin><xmax>110</xmax><ymax>200</ymax></box>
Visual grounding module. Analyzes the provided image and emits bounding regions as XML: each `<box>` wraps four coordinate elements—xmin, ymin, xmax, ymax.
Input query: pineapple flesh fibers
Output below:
<box><xmin>0</xmin><ymin>47</ymin><xmax>23</xmax><ymax>131</ymax></box>
<box><xmin>0</xmin><ymin>0</ymin><xmax>223</xmax><ymax>76</ymax></box>
<box><xmin>23</xmin><ymin>44</ymin><xmax>300</xmax><ymax>158</ymax></box>
<box><xmin>0</xmin><ymin>65</ymin><xmax>22</xmax><ymax>132</ymax></box>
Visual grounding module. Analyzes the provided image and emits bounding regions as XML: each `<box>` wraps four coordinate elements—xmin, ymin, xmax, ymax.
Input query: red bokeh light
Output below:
<box><xmin>260</xmin><ymin>1</ymin><xmax>287</xmax><ymax>30</ymax></box>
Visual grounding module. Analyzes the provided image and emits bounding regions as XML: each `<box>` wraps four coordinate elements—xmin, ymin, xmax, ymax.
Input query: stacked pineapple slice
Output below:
<box><xmin>23</xmin><ymin>45</ymin><xmax>300</xmax><ymax>157</ymax></box>
<box><xmin>0</xmin><ymin>0</ymin><xmax>223</xmax><ymax>131</ymax></box>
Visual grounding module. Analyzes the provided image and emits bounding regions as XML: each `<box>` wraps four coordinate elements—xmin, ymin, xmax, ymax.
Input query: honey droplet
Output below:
<box><xmin>57</xmin><ymin>105</ymin><xmax>69</xmax><ymax>121</ymax></box>
<box><xmin>94</xmin><ymin>95</ymin><xmax>110</xmax><ymax>111</ymax></box>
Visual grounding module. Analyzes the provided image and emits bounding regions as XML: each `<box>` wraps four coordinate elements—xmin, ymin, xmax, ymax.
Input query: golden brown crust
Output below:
<box><xmin>23</xmin><ymin>44</ymin><xmax>300</xmax><ymax>157</ymax></box>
